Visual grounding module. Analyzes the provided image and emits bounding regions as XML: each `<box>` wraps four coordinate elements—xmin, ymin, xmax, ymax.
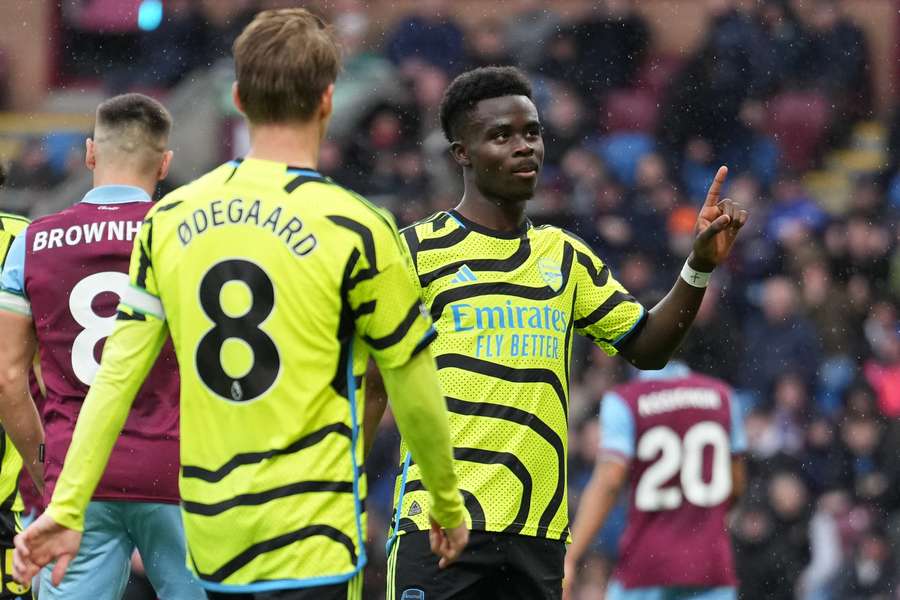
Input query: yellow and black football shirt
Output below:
<box><xmin>49</xmin><ymin>158</ymin><xmax>437</xmax><ymax>593</ymax></box>
<box><xmin>0</xmin><ymin>212</ymin><xmax>30</xmax><ymax>514</ymax></box>
<box><xmin>390</xmin><ymin>210</ymin><xmax>645</xmax><ymax>543</ymax></box>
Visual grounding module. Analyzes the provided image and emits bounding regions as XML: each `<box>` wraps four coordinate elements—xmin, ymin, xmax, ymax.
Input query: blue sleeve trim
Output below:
<box><xmin>611</xmin><ymin>305</ymin><xmax>646</xmax><ymax>348</ymax></box>
<box><xmin>599</xmin><ymin>392</ymin><xmax>635</xmax><ymax>458</ymax></box>
<box><xmin>0</xmin><ymin>230</ymin><xmax>28</xmax><ymax>297</ymax></box>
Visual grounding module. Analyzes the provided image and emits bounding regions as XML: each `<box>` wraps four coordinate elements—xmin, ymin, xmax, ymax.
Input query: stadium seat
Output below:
<box><xmin>589</xmin><ymin>132</ymin><xmax>655</xmax><ymax>187</ymax></box>
<box><xmin>634</xmin><ymin>54</ymin><xmax>684</xmax><ymax>100</ymax></box>
<box><xmin>604</xmin><ymin>89</ymin><xmax>659</xmax><ymax>134</ymax></box>
<box><xmin>72</xmin><ymin>0</ymin><xmax>143</xmax><ymax>33</ymax></box>
<box><xmin>766</xmin><ymin>91</ymin><xmax>831</xmax><ymax>171</ymax></box>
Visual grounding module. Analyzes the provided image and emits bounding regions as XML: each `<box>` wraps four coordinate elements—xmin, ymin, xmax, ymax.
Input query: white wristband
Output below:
<box><xmin>680</xmin><ymin>261</ymin><xmax>712</xmax><ymax>288</ymax></box>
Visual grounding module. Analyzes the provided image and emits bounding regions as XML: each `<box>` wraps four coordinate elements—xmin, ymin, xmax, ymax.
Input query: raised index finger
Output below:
<box><xmin>704</xmin><ymin>165</ymin><xmax>728</xmax><ymax>207</ymax></box>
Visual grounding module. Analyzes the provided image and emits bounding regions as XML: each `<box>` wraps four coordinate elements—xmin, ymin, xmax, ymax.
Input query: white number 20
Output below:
<box><xmin>635</xmin><ymin>422</ymin><xmax>731</xmax><ymax>512</ymax></box>
<box><xmin>69</xmin><ymin>271</ymin><xmax>129</xmax><ymax>385</ymax></box>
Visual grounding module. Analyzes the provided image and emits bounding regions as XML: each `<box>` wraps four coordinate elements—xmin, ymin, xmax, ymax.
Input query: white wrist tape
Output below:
<box><xmin>680</xmin><ymin>261</ymin><xmax>712</xmax><ymax>288</ymax></box>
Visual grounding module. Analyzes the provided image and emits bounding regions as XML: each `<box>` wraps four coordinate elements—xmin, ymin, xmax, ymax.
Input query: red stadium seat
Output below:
<box><xmin>603</xmin><ymin>88</ymin><xmax>660</xmax><ymax>134</ymax></box>
<box><xmin>72</xmin><ymin>0</ymin><xmax>143</xmax><ymax>33</ymax></box>
<box><xmin>766</xmin><ymin>91</ymin><xmax>832</xmax><ymax>171</ymax></box>
<box><xmin>635</xmin><ymin>54</ymin><xmax>684</xmax><ymax>101</ymax></box>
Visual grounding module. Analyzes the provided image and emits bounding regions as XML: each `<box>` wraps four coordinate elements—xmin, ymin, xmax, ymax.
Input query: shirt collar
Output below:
<box><xmin>81</xmin><ymin>185</ymin><xmax>152</xmax><ymax>205</ymax></box>
<box><xmin>636</xmin><ymin>361</ymin><xmax>691</xmax><ymax>381</ymax></box>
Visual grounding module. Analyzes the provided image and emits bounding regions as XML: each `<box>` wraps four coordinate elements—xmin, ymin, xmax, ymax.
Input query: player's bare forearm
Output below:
<box><xmin>0</xmin><ymin>312</ymin><xmax>44</xmax><ymax>490</ymax></box>
<box><xmin>48</xmin><ymin>316</ymin><xmax>167</xmax><ymax>531</ymax></box>
<box><xmin>618</xmin><ymin>271</ymin><xmax>706</xmax><ymax>370</ymax></box>
<box><xmin>620</xmin><ymin>166</ymin><xmax>747</xmax><ymax>370</ymax></box>
<box><xmin>363</xmin><ymin>359</ymin><xmax>388</xmax><ymax>457</ymax></box>
<box><xmin>731</xmin><ymin>457</ymin><xmax>747</xmax><ymax>503</ymax></box>
<box><xmin>567</xmin><ymin>459</ymin><xmax>627</xmax><ymax>565</ymax></box>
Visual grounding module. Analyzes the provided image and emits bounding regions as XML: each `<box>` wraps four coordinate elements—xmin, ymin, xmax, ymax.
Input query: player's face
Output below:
<box><xmin>464</xmin><ymin>95</ymin><xmax>544</xmax><ymax>203</ymax></box>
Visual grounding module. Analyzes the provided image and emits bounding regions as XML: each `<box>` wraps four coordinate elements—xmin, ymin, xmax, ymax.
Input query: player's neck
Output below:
<box><xmin>456</xmin><ymin>186</ymin><xmax>528</xmax><ymax>233</ymax></box>
<box><xmin>245</xmin><ymin>122</ymin><xmax>321</xmax><ymax>170</ymax></box>
<box><xmin>91</xmin><ymin>170</ymin><xmax>156</xmax><ymax>197</ymax></box>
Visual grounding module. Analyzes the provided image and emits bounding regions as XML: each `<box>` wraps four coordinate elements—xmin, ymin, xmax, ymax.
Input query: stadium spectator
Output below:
<box><xmin>504</xmin><ymin>0</ymin><xmax>561</xmax><ymax>71</ymax></box>
<box><xmin>385</xmin><ymin>0</ymin><xmax>466</xmax><ymax>76</ymax></box>
<box><xmin>832</xmin><ymin>529</ymin><xmax>894</xmax><ymax>599</ymax></box>
<box><xmin>798</xmin><ymin>0</ymin><xmax>872</xmax><ymax>122</ymax></box>
<box><xmin>569</xmin><ymin>0</ymin><xmax>650</xmax><ymax>104</ymax></box>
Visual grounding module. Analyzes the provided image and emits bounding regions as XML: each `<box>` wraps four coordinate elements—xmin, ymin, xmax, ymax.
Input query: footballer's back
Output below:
<box><xmin>21</xmin><ymin>195</ymin><xmax>180</xmax><ymax>503</ymax></box>
<box><xmin>131</xmin><ymin>157</ymin><xmax>432</xmax><ymax>586</ymax></box>
<box><xmin>613</xmin><ymin>371</ymin><xmax>739</xmax><ymax>589</ymax></box>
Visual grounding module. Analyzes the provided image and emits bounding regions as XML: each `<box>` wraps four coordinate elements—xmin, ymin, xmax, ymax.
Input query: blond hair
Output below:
<box><xmin>233</xmin><ymin>9</ymin><xmax>341</xmax><ymax>124</ymax></box>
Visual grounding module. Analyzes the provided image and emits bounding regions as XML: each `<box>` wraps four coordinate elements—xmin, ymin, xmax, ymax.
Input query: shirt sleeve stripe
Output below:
<box><xmin>363</xmin><ymin>301</ymin><xmax>423</xmax><ymax>350</ymax></box>
<box><xmin>120</xmin><ymin>285</ymin><xmax>165</xmax><ymax>320</ymax></box>
<box><xmin>573</xmin><ymin>290</ymin><xmax>632</xmax><ymax>330</ymax></box>
<box><xmin>0</xmin><ymin>290</ymin><xmax>31</xmax><ymax>316</ymax></box>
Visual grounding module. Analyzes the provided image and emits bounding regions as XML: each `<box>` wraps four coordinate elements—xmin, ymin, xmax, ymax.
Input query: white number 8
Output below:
<box><xmin>635</xmin><ymin>422</ymin><xmax>732</xmax><ymax>512</ymax></box>
<box><xmin>69</xmin><ymin>271</ymin><xmax>129</xmax><ymax>385</ymax></box>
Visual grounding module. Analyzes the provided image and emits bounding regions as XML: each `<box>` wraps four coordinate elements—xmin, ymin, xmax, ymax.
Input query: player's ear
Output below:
<box><xmin>157</xmin><ymin>150</ymin><xmax>173</xmax><ymax>181</ymax></box>
<box><xmin>319</xmin><ymin>83</ymin><xmax>334</xmax><ymax>122</ymax></box>
<box><xmin>85</xmin><ymin>138</ymin><xmax>96</xmax><ymax>171</ymax></box>
<box><xmin>317</xmin><ymin>84</ymin><xmax>335</xmax><ymax>141</ymax></box>
<box><xmin>231</xmin><ymin>82</ymin><xmax>245</xmax><ymax>116</ymax></box>
<box><xmin>450</xmin><ymin>141</ymin><xmax>471</xmax><ymax>168</ymax></box>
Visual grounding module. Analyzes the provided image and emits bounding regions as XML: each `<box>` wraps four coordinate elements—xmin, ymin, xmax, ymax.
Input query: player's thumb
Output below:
<box><xmin>698</xmin><ymin>214</ymin><xmax>731</xmax><ymax>242</ymax></box>
<box><xmin>51</xmin><ymin>553</ymin><xmax>72</xmax><ymax>587</ymax></box>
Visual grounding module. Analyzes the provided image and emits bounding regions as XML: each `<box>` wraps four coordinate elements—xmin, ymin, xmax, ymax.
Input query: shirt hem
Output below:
<box><xmin>398</xmin><ymin>520</ymin><xmax>569</xmax><ymax>541</ymax></box>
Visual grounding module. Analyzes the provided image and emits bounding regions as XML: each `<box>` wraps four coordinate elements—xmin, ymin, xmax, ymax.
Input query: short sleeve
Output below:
<box><xmin>348</xmin><ymin>215</ymin><xmax>434</xmax><ymax>369</ymax></box>
<box><xmin>570</xmin><ymin>237</ymin><xmax>645</xmax><ymax>356</ymax></box>
<box><xmin>118</xmin><ymin>215</ymin><xmax>166</xmax><ymax>321</ymax></box>
<box><xmin>729</xmin><ymin>392</ymin><xmax>747</xmax><ymax>454</ymax></box>
<box><xmin>0</xmin><ymin>231</ymin><xmax>31</xmax><ymax>316</ymax></box>
<box><xmin>599</xmin><ymin>391</ymin><xmax>635</xmax><ymax>461</ymax></box>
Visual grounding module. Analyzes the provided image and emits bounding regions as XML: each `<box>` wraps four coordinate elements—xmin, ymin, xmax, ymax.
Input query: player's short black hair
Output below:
<box><xmin>439</xmin><ymin>66</ymin><xmax>534</xmax><ymax>142</ymax></box>
<box><xmin>95</xmin><ymin>93</ymin><xmax>172</xmax><ymax>143</ymax></box>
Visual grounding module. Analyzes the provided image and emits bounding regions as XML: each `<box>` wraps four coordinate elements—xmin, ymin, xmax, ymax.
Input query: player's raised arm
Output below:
<box><xmin>617</xmin><ymin>166</ymin><xmax>748</xmax><ymax>369</ymax></box>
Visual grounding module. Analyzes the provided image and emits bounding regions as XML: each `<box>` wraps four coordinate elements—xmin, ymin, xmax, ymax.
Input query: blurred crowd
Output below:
<box><xmin>2</xmin><ymin>1</ymin><xmax>900</xmax><ymax>599</ymax></box>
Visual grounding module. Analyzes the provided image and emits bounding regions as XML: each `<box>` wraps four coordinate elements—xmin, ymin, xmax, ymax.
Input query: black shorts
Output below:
<box><xmin>205</xmin><ymin>571</ymin><xmax>362</xmax><ymax>600</ymax></box>
<box><xmin>387</xmin><ymin>530</ymin><xmax>565</xmax><ymax>600</ymax></box>
<box><xmin>0</xmin><ymin>511</ymin><xmax>31</xmax><ymax>599</ymax></box>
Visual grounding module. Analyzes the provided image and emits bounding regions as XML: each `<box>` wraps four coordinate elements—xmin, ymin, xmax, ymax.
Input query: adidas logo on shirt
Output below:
<box><xmin>407</xmin><ymin>501</ymin><xmax>422</xmax><ymax>516</ymax></box>
<box><xmin>450</xmin><ymin>264</ymin><xmax>477</xmax><ymax>284</ymax></box>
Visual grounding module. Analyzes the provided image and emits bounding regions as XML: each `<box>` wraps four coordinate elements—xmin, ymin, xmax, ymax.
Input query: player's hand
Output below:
<box><xmin>429</xmin><ymin>516</ymin><xmax>469</xmax><ymax>569</ymax></box>
<box><xmin>690</xmin><ymin>166</ymin><xmax>748</xmax><ymax>272</ymax></box>
<box><xmin>13</xmin><ymin>513</ymin><xmax>82</xmax><ymax>586</ymax></box>
<box><xmin>562</xmin><ymin>556</ymin><xmax>576</xmax><ymax>600</ymax></box>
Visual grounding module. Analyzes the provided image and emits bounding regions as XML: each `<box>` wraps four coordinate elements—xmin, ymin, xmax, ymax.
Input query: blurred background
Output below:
<box><xmin>1</xmin><ymin>1</ymin><xmax>899</xmax><ymax>598</ymax></box>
